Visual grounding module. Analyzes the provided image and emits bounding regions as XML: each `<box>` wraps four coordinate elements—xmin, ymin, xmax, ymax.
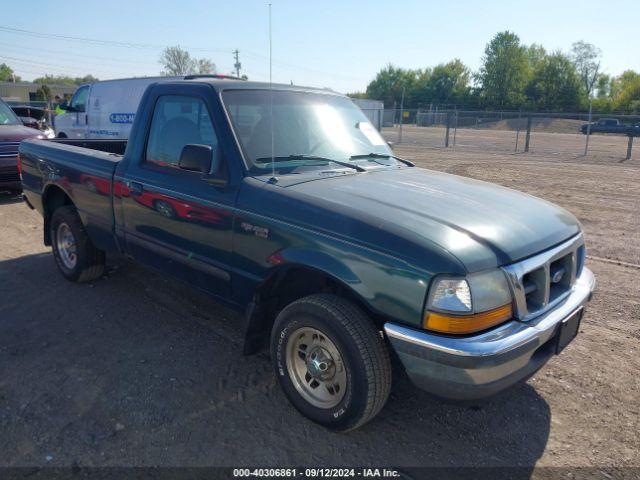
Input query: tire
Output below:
<box><xmin>50</xmin><ymin>205</ymin><xmax>105</xmax><ymax>282</ymax></box>
<box><xmin>271</xmin><ymin>293</ymin><xmax>391</xmax><ymax>431</ymax></box>
<box><xmin>57</xmin><ymin>132</ymin><xmax>67</xmax><ymax>138</ymax></box>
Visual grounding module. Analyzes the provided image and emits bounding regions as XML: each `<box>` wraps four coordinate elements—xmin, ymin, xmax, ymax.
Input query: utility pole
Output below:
<box><xmin>233</xmin><ymin>49</ymin><xmax>241</xmax><ymax>78</ymax></box>
<box><xmin>397</xmin><ymin>86</ymin><xmax>405</xmax><ymax>144</ymax></box>
<box><xmin>515</xmin><ymin>109</ymin><xmax>522</xmax><ymax>152</ymax></box>
<box><xmin>524</xmin><ymin>115</ymin><xmax>532</xmax><ymax>153</ymax></box>
<box><xmin>584</xmin><ymin>96</ymin><xmax>593</xmax><ymax>156</ymax></box>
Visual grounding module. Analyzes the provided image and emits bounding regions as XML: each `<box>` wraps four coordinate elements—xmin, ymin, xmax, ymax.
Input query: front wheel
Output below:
<box><xmin>50</xmin><ymin>205</ymin><xmax>105</xmax><ymax>282</ymax></box>
<box><xmin>271</xmin><ymin>294</ymin><xmax>391</xmax><ymax>431</ymax></box>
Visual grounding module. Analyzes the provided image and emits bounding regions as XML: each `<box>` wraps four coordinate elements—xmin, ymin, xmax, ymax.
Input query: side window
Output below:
<box><xmin>70</xmin><ymin>85</ymin><xmax>89</xmax><ymax>112</ymax></box>
<box><xmin>145</xmin><ymin>95</ymin><xmax>218</xmax><ymax>170</ymax></box>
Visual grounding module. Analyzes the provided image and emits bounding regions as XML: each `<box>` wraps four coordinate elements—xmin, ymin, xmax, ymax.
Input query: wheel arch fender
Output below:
<box><xmin>243</xmin><ymin>247</ymin><xmax>387</xmax><ymax>355</ymax></box>
<box><xmin>41</xmin><ymin>183</ymin><xmax>75</xmax><ymax>245</ymax></box>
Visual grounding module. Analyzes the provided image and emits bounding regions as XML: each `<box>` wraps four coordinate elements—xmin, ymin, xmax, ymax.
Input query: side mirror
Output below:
<box><xmin>179</xmin><ymin>144</ymin><xmax>212</xmax><ymax>173</ymax></box>
<box><xmin>387</xmin><ymin>141</ymin><xmax>394</xmax><ymax>149</ymax></box>
<box><xmin>203</xmin><ymin>147</ymin><xmax>229</xmax><ymax>187</ymax></box>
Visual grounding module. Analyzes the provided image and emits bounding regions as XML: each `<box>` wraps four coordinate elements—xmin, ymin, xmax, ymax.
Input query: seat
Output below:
<box><xmin>156</xmin><ymin>116</ymin><xmax>203</xmax><ymax>165</ymax></box>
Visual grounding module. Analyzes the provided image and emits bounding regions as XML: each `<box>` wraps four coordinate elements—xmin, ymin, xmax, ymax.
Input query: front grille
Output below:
<box><xmin>0</xmin><ymin>142</ymin><xmax>20</xmax><ymax>158</ymax></box>
<box><xmin>502</xmin><ymin>234</ymin><xmax>585</xmax><ymax>321</ymax></box>
<box><xmin>0</xmin><ymin>170</ymin><xmax>20</xmax><ymax>183</ymax></box>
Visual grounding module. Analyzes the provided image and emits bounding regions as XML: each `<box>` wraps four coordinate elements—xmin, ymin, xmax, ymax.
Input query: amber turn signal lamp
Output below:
<box><xmin>424</xmin><ymin>304</ymin><xmax>513</xmax><ymax>335</ymax></box>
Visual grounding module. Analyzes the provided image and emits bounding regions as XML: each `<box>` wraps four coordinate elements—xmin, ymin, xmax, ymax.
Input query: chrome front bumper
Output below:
<box><xmin>384</xmin><ymin>267</ymin><xmax>595</xmax><ymax>401</ymax></box>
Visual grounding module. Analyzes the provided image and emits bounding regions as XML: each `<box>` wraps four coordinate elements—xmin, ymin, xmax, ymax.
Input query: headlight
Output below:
<box><xmin>429</xmin><ymin>278</ymin><xmax>472</xmax><ymax>313</ymax></box>
<box><xmin>425</xmin><ymin>269</ymin><xmax>513</xmax><ymax>334</ymax></box>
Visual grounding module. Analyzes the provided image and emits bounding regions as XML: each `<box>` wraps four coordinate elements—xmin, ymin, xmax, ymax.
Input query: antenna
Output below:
<box><xmin>268</xmin><ymin>3</ymin><xmax>276</xmax><ymax>182</ymax></box>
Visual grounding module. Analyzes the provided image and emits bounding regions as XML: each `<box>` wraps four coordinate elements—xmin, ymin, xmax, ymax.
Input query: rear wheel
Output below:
<box><xmin>50</xmin><ymin>205</ymin><xmax>105</xmax><ymax>282</ymax></box>
<box><xmin>271</xmin><ymin>293</ymin><xmax>391</xmax><ymax>431</ymax></box>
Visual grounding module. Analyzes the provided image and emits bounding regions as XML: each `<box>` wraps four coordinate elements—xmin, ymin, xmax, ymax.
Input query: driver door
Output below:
<box><xmin>68</xmin><ymin>85</ymin><xmax>90</xmax><ymax>138</ymax></box>
<box><xmin>119</xmin><ymin>85</ymin><xmax>237</xmax><ymax>300</ymax></box>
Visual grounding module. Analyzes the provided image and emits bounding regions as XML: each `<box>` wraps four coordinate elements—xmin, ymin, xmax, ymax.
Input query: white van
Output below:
<box><xmin>54</xmin><ymin>76</ymin><xmax>183</xmax><ymax>139</ymax></box>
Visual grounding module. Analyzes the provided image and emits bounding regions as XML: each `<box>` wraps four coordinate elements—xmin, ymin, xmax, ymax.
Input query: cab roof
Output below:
<box><xmin>182</xmin><ymin>76</ymin><xmax>344</xmax><ymax>96</ymax></box>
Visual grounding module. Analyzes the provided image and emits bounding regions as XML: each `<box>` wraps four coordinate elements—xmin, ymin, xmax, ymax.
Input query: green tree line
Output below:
<box><xmin>0</xmin><ymin>65</ymin><xmax>99</xmax><ymax>87</ymax></box>
<box><xmin>357</xmin><ymin>32</ymin><xmax>640</xmax><ymax>114</ymax></box>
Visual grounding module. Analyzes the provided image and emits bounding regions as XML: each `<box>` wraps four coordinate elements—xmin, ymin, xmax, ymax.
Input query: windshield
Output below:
<box><xmin>0</xmin><ymin>100</ymin><xmax>21</xmax><ymax>126</ymax></box>
<box><xmin>222</xmin><ymin>89</ymin><xmax>394</xmax><ymax>175</ymax></box>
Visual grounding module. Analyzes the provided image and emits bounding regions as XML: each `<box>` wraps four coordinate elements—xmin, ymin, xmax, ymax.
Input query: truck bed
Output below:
<box><xmin>51</xmin><ymin>138</ymin><xmax>128</xmax><ymax>156</ymax></box>
<box><xmin>19</xmin><ymin>139</ymin><xmax>125</xmax><ymax>253</ymax></box>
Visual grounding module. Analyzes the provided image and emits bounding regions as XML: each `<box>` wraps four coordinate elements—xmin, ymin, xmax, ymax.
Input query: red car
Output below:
<box><xmin>132</xmin><ymin>188</ymin><xmax>224</xmax><ymax>226</ymax></box>
<box><xmin>0</xmin><ymin>98</ymin><xmax>45</xmax><ymax>193</ymax></box>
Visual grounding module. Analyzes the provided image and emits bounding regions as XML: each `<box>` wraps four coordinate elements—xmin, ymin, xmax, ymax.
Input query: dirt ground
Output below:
<box><xmin>0</xmin><ymin>134</ymin><xmax>638</xmax><ymax>471</ymax></box>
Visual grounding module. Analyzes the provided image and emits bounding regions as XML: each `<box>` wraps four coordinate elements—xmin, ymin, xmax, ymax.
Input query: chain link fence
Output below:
<box><xmin>366</xmin><ymin>108</ymin><xmax>640</xmax><ymax>161</ymax></box>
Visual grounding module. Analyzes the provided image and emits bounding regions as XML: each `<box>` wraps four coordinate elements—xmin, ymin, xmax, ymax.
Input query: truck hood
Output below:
<box><xmin>286</xmin><ymin>167</ymin><xmax>581</xmax><ymax>271</ymax></box>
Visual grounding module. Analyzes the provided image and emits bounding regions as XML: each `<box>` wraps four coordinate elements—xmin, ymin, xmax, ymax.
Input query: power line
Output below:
<box><xmin>0</xmin><ymin>24</ymin><xmax>368</xmax><ymax>84</ymax></box>
<box><xmin>0</xmin><ymin>55</ymin><xmax>129</xmax><ymax>77</ymax></box>
<box><xmin>0</xmin><ymin>25</ymin><xmax>161</xmax><ymax>49</ymax></box>
<box><xmin>0</xmin><ymin>41</ymin><xmax>160</xmax><ymax>67</ymax></box>
<box><xmin>0</xmin><ymin>25</ymin><xmax>232</xmax><ymax>53</ymax></box>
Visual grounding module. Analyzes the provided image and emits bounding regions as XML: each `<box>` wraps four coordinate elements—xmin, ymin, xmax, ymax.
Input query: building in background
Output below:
<box><xmin>351</xmin><ymin>98</ymin><xmax>384</xmax><ymax>131</ymax></box>
<box><xmin>0</xmin><ymin>82</ymin><xmax>77</xmax><ymax>104</ymax></box>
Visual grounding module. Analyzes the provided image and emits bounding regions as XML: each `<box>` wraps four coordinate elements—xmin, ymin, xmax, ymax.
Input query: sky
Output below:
<box><xmin>1</xmin><ymin>0</ymin><xmax>639</xmax><ymax>93</ymax></box>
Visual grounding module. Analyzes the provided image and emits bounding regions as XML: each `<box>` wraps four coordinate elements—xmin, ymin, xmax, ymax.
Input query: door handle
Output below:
<box><xmin>127</xmin><ymin>181</ymin><xmax>143</xmax><ymax>196</ymax></box>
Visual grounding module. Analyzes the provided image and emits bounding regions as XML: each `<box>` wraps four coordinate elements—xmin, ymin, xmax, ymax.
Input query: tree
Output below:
<box><xmin>365</xmin><ymin>64</ymin><xmax>418</xmax><ymax>108</ymax></box>
<box><xmin>160</xmin><ymin>46</ymin><xmax>192</xmax><ymax>75</ymax></box>
<box><xmin>477</xmin><ymin>31</ymin><xmax>530</xmax><ymax>109</ymax></box>
<box><xmin>525</xmin><ymin>52</ymin><xmax>582</xmax><ymax>110</ymax></box>
<box><xmin>610</xmin><ymin>70</ymin><xmax>640</xmax><ymax>113</ymax></box>
<box><xmin>595</xmin><ymin>74</ymin><xmax>611</xmax><ymax>98</ymax></box>
<box><xmin>159</xmin><ymin>46</ymin><xmax>216</xmax><ymax>76</ymax></box>
<box><xmin>76</xmin><ymin>74</ymin><xmax>99</xmax><ymax>84</ymax></box>
<box><xmin>34</xmin><ymin>75</ymin><xmax>75</xmax><ymax>85</ymax></box>
<box><xmin>35</xmin><ymin>84</ymin><xmax>52</xmax><ymax>102</ymax></box>
<box><xmin>610</xmin><ymin>70</ymin><xmax>639</xmax><ymax>98</ymax></box>
<box><xmin>411</xmin><ymin>67</ymin><xmax>431</xmax><ymax>105</ymax></box>
<box><xmin>417</xmin><ymin>59</ymin><xmax>470</xmax><ymax>106</ymax></box>
<box><xmin>0</xmin><ymin>63</ymin><xmax>20</xmax><ymax>82</ymax></box>
<box><xmin>570</xmin><ymin>41</ymin><xmax>601</xmax><ymax>98</ymax></box>
<box><xmin>33</xmin><ymin>74</ymin><xmax>99</xmax><ymax>85</ymax></box>
<box><xmin>195</xmin><ymin>58</ymin><xmax>215</xmax><ymax>74</ymax></box>
<box><xmin>526</xmin><ymin>44</ymin><xmax>547</xmax><ymax>69</ymax></box>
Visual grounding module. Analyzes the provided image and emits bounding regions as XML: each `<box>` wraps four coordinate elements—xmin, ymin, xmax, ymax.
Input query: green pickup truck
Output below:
<box><xmin>20</xmin><ymin>78</ymin><xmax>595</xmax><ymax>431</ymax></box>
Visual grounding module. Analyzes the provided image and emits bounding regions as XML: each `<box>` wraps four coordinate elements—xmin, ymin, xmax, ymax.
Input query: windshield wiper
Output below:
<box><xmin>254</xmin><ymin>155</ymin><xmax>366</xmax><ymax>172</ymax></box>
<box><xmin>349</xmin><ymin>152</ymin><xmax>415</xmax><ymax>167</ymax></box>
